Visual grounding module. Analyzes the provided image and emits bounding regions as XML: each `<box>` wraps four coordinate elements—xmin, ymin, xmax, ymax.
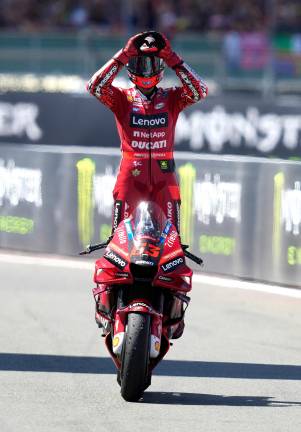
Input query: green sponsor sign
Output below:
<box><xmin>0</xmin><ymin>216</ymin><xmax>34</xmax><ymax>235</ymax></box>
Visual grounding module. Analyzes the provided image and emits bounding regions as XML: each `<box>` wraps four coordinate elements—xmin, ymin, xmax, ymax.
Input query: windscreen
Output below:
<box><xmin>132</xmin><ymin>201</ymin><xmax>167</xmax><ymax>241</ymax></box>
<box><xmin>127</xmin><ymin>201</ymin><xmax>171</xmax><ymax>266</ymax></box>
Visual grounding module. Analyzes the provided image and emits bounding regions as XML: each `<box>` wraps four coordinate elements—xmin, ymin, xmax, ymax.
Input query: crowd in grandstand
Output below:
<box><xmin>0</xmin><ymin>0</ymin><xmax>300</xmax><ymax>34</ymax></box>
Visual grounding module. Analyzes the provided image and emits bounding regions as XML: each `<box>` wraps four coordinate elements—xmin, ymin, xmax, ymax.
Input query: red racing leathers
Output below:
<box><xmin>87</xmin><ymin>51</ymin><xmax>208</xmax><ymax>233</ymax></box>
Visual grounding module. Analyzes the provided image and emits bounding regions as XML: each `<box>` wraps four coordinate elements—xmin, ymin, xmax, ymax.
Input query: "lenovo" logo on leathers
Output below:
<box><xmin>130</xmin><ymin>113</ymin><xmax>168</xmax><ymax>128</ymax></box>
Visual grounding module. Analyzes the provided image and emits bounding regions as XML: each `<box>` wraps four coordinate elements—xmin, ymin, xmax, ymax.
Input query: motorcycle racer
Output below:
<box><xmin>87</xmin><ymin>31</ymin><xmax>208</xmax><ymax>234</ymax></box>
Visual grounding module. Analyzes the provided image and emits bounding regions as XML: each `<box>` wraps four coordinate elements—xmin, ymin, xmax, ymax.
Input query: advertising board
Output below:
<box><xmin>0</xmin><ymin>92</ymin><xmax>301</xmax><ymax>159</ymax></box>
<box><xmin>0</xmin><ymin>145</ymin><xmax>300</xmax><ymax>286</ymax></box>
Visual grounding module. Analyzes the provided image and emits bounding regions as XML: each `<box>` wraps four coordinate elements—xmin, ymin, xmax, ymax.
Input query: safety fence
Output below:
<box><xmin>0</xmin><ymin>144</ymin><xmax>300</xmax><ymax>287</ymax></box>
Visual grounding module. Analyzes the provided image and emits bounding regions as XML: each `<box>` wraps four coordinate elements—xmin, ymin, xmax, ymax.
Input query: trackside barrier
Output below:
<box><xmin>0</xmin><ymin>144</ymin><xmax>300</xmax><ymax>287</ymax></box>
<box><xmin>0</xmin><ymin>91</ymin><xmax>301</xmax><ymax>159</ymax></box>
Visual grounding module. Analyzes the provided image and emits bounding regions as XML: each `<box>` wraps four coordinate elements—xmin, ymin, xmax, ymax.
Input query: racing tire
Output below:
<box><xmin>120</xmin><ymin>313</ymin><xmax>151</xmax><ymax>402</ymax></box>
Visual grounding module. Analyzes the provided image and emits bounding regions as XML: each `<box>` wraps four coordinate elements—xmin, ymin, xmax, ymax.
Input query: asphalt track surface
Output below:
<box><xmin>0</xmin><ymin>253</ymin><xmax>300</xmax><ymax>432</ymax></box>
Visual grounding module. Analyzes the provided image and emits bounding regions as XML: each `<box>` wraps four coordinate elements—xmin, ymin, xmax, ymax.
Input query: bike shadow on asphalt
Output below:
<box><xmin>141</xmin><ymin>392</ymin><xmax>301</xmax><ymax>407</ymax></box>
<box><xmin>0</xmin><ymin>353</ymin><xmax>301</xmax><ymax>382</ymax></box>
<box><xmin>1</xmin><ymin>353</ymin><xmax>301</xmax><ymax>407</ymax></box>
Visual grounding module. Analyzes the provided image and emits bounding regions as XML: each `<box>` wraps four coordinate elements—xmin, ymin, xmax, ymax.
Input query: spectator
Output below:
<box><xmin>0</xmin><ymin>0</ymin><xmax>299</xmax><ymax>35</ymax></box>
<box><xmin>69</xmin><ymin>1</ymin><xmax>89</xmax><ymax>28</ymax></box>
<box><xmin>223</xmin><ymin>30</ymin><xmax>241</xmax><ymax>72</ymax></box>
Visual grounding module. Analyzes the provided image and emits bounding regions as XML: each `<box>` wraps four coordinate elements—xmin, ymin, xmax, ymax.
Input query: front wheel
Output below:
<box><xmin>120</xmin><ymin>313</ymin><xmax>151</xmax><ymax>402</ymax></box>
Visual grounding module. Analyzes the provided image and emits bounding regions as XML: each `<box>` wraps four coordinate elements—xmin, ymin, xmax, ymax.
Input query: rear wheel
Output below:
<box><xmin>120</xmin><ymin>313</ymin><xmax>151</xmax><ymax>402</ymax></box>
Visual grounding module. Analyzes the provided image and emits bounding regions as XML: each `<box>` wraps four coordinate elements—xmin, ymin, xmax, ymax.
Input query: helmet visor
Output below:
<box><xmin>127</xmin><ymin>56</ymin><xmax>165</xmax><ymax>78</ymax></box>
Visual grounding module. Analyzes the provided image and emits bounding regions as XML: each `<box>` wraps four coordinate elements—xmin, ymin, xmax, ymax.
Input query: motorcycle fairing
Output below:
<box><xmin>94</xmin><ymin>203</ymin><xmax>192</xmax><ymax>370</ymax></box>
<box><xmin>94</xmin><ymin>201</ymin><xmax>192</xmax><ymax>291</ymax></box>
<box><xmin>94</xmin><ymin>245</ymin><xmax>133</xmax><ymax>285</ymax></box>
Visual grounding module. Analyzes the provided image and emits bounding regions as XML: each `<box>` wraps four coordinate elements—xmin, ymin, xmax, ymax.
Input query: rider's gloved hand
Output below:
<box><xmin>114</xmin><ymin>33</ymin><xmax>144</xmax><ymax>65</ymax></box>
<box><xmin>154</xmin><ymin>32</ymin><xmax>183</xmax><ymax>69</ymax></box>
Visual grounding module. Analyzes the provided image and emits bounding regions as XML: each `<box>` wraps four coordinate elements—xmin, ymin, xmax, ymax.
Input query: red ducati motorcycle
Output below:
<box><xmin>80</xmin><ymin>201</ymin><xmax>202</xmax><ymax>401</ymax></box>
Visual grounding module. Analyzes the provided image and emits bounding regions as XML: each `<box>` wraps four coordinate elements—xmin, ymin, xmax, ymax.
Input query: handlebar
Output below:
<box><xmin>183</xmin><ymin>249</ymin><xmax>203</xmax><ymax>266</ymax></box>
<box><xmin>79</xmin><ymin>237</ymin><xmax>203</xmax><ymax>266</ymax></box>
<box><xmin>79</xmin><ymin>236</ymin><xmax>113</xmax><ymax>255</ymax></box>
<box><xmin>181</xmin><ymin>244</ymin><xmax>203</xmax><ymax>266</ymax></box>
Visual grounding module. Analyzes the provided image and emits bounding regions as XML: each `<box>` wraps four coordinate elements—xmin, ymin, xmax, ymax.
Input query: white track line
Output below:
<box><xmin>0</xmin><ymin>252</ymin><xmax>300</xmax><ymax>299</ymax></box>
<box><xmin>192</xmin><ymin>274</ymin><xmax>301</xmax><ymax>299</ymax></box>
<box><xmin>0</xmin><ymin>252</ymin><xmax>93</xmax><ymax>270</ymax></box>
